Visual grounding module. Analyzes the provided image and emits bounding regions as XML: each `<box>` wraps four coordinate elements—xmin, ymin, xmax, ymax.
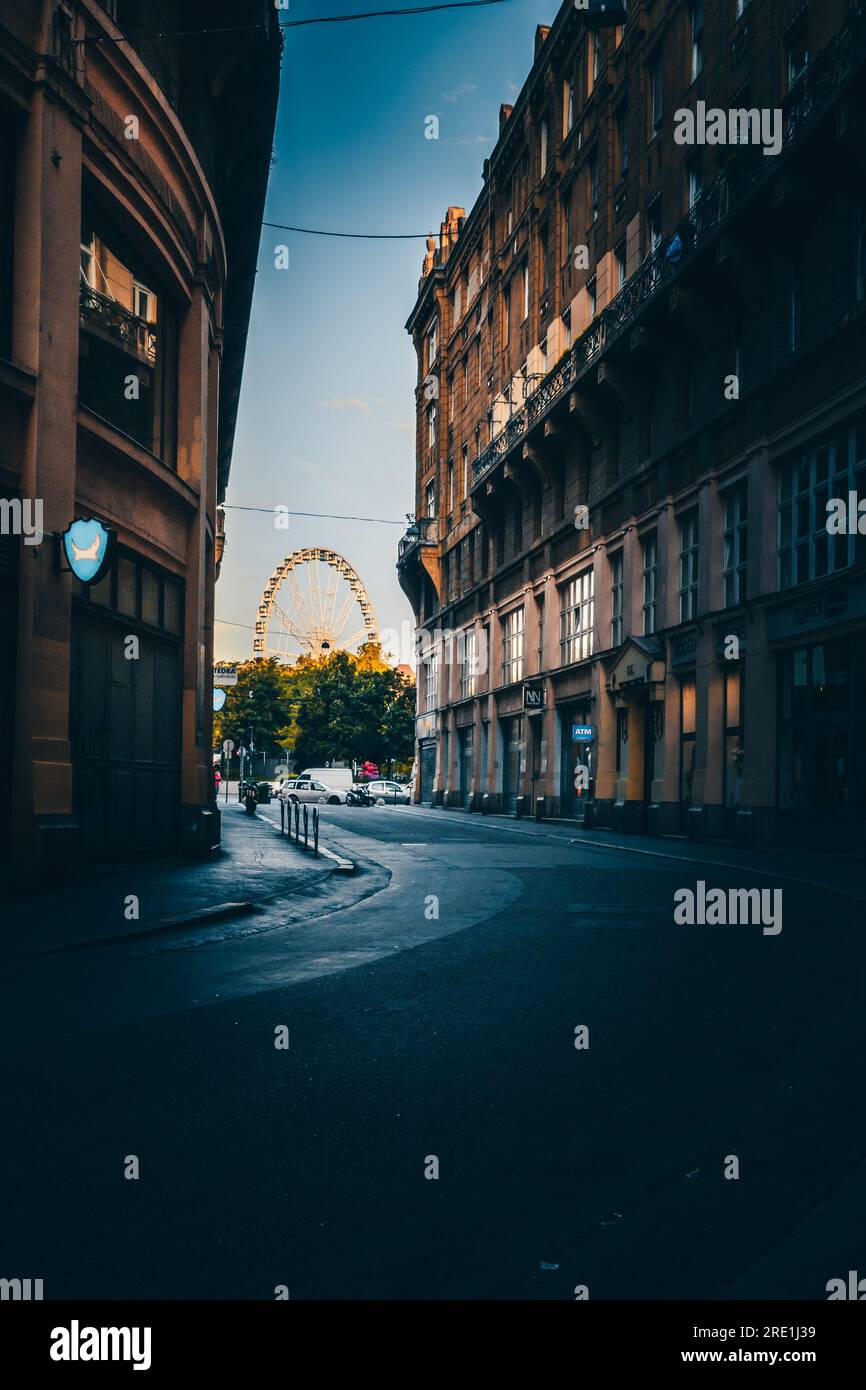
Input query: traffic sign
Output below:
<box><xmin>223</xmin><ymin>739</ymin><xmax>235</xmax><ymax>754</ymax></box>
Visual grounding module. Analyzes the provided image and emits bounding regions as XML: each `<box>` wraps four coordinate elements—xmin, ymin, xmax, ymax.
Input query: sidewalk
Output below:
<box><xmin>0</xmin><ymin>800</ymin><xmax>339</xmax><ymax>960</ymax></box>
<box><xmin>428</xmin><ymin>804</ymin><xmax>866</xmax><ymax>906</ymax></box>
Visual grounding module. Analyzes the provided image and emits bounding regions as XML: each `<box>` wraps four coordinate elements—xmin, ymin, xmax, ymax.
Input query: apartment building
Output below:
<box><xmin>0</xmin><ymin>1</ymin><xmax>280</xmax><ymax>864</ymax></box>
<box><xmin>399</xmin><ymin>0</ymin><xmax>866</xmax><ymax>851</ymax></box>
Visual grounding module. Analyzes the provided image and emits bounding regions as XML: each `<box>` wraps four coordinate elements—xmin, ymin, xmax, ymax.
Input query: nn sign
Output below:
<box><xmin>523</xmin><ymin>683</ymin><xmax>546</xmax><ymax>712</ymax></box>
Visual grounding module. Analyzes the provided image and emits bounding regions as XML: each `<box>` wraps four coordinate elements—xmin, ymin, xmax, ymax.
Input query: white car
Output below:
<box><xmin>363</xmin><ymin>779</ymin><xmax>411</xmax><ymax>805</ymax></box>
<box><xmin>281</xmin><ymin>777</ymin><xmax>346</xmax><ymax>806</ymax></box>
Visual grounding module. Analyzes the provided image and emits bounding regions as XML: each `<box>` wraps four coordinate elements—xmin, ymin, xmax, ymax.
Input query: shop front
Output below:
<box><xmin>560</xmin><ymin>705</ymin><xmax>595</xmax><ymax>822</ymax></box>
<box><xmin>604</xmin><ymin>636</ymin><xmax>666</xmax><ymax>834</ymax></box>
<box><xmin>768</xmin><ymin>576</ymin><xmax>866</xmax><ymax>852</ymax></box>
<box><xmin>415</xmin><ymin>712</ymin><xmax>437</xmax><ymax>805</ymax></box>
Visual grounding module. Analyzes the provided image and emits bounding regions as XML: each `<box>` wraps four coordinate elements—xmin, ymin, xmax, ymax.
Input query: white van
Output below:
<box><xmin>298</xmin><ymin>767</ymin><xmax>354</xmax><ymax>791</ymax></box>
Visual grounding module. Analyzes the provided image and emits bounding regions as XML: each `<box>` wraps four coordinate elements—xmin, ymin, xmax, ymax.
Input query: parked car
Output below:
<box><xmin>362</xmin><ymin>779</ymin><xmax>411</xmax><ymax>805</ymax></box>
<box><xmin>298</xmin><ymin>767</ymin><xmax>354</xmax><ymax>791</ymax></box>
<box><xmin>281</xmin><ymin>778</ymin><xmax>346</xmax><ymax>806</ymax></box>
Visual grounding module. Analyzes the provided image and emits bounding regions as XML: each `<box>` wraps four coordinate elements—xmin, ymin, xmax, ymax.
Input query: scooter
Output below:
<box><xmin>345</xmin><ymin>785</ymin><xmax>373</xmax><ymax>807</ymax></box>
<box><xmin>244</xmin><ymin>784</ymin><xmax>258</xmax><ymax>815</ymax></box>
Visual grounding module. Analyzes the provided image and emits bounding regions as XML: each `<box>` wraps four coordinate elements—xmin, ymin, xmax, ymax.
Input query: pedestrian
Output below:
<box><xmin>214</xmin><ymin>766</ymin><xmax>221</xmax><ymax>793</ymax></box>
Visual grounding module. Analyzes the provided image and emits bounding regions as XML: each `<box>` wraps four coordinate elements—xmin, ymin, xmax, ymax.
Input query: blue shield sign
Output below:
<box><xmin>63</xmin><ymin>518</ymin><xmax>110</xmax><ymax>584</ymax></box>
<box><xmin>213</xmin><ymin>687</ymin><xmax>227</xmax><ymax>713</ymax></box>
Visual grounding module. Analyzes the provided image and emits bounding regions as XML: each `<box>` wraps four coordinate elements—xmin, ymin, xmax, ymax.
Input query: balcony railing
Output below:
<box><xmin>79</xmin><ymin>284</ymin><xmax>158</xmax><ymax>366</ymax></box>
<box><xmin>473</xmin><ymin>9</ymin><xmax>865</xmax><ymax>489</ymax></box>
<box><xmin>398</xmin><ymin>514</ymin><xmax>437</xmax><ymax>564</ymax></box>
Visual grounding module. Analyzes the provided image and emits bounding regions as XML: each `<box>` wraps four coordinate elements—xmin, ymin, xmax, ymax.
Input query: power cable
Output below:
<box><xmin>221</xmin><ymin>505</ymin><xmax>406</xmax><ymax>525</ymax></box>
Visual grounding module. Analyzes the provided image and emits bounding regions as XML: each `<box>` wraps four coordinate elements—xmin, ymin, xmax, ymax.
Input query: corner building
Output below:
<box><xmin>400</xmin><ymin>0</ymin><xmax>866</xmax><ymax>852</ymax></box>
<box><xmin>0</xmin><ymin>1</ymin><xmax>279</xmax><ymax>864</ymax></box>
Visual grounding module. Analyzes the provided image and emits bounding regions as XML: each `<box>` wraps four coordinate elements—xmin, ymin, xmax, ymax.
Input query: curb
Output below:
<box><xmin>0</xmin><ymin>901</ymin><xmax>259</xmax><ymax>963</ymax></box>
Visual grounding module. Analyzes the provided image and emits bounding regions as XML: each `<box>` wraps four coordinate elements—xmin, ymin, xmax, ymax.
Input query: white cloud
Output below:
<box><xmin>315</xmin><ymin>397</ymin><xmax>373</xmax><ymax>415</ymax></box>
<box><xmin>443</xmin><ymin>81</ymin><xmax>477</xmax><ymax>103</ymax></box>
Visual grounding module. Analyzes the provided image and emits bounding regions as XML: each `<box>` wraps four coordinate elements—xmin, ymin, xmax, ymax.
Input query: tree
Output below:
<box><xmin>213</xmin><ymin>658</ymin><xmax>293</xmax><ymax>755</ymax></box>
<box><xmin>293</xmin><ymin>652</ymin><xmax>415</xmax><ymax>773</ymax></box>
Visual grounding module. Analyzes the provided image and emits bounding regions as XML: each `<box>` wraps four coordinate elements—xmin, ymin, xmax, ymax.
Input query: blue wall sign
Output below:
<box><xmin>213</xmin><ymin>687</ymin><xmax>227</xmax><ymax>712</ymax></box>
<box><xmin>62</xmin><ymin>518</ymin><xmax>111</xmax><ymax>584</ymax></box>
<box><xmin>572</xmin><ymin>724</ymin><xmax>595</xmax><ymax>741</ymax></box>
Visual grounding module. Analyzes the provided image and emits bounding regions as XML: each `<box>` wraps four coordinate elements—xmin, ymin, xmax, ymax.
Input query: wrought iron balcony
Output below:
<box><xmin>398</xmin><ymin>515</ymin><xmax>437</xmax><ymax>564</ymax></box>
<box><xmin>79</xmin><ymin>283</ymin><xmax>158</xmax><ymax>367</ymax></box>
<box><xmin>473</xmin><ymin>9</ymin><xmax>865</xmax><ymax>491</ymax></box>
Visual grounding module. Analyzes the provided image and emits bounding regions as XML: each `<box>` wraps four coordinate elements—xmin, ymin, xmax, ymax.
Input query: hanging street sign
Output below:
<box><xmin>60</xmin><ymin>518</ymin><xmax>113</xmax><ymax>585</ymax></box>
<box><xmin>213</xmin><ymin>663</ymin><xmax>238</xmax><ymax>686</ymax></box>
<box><xmin>213</xmin><ymin>688</ymin><xmax>227</xmax><ymax>712</ymax></box>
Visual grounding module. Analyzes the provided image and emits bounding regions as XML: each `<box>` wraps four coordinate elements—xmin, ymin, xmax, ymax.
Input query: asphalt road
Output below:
<box><xmin>3</xmin><ymin>803</ymin><xmax>866</xmax><ymax>1300</ymax></box>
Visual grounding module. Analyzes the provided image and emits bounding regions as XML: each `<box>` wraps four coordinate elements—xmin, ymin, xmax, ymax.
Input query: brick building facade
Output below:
<box><xmin>399</xmin><ymin>0</ymin><xmax>866</xmax><ymax>851</ymax></box>
<box><xmin>0</xmin><ymin>2</ymin><xmax>279</xmax><ymax>864</ymax></box>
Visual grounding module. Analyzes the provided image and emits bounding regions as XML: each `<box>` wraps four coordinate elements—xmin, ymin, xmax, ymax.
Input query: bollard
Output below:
<box><xmin>303</xmin><ymin>803</ymin><xmax>308</xmax><ymax>847</ymax></box>
<box><xmin>294</xmin><ymin>801</ymin><xmax>300</xmax><ymax>840</ymax></box>
<box><xmin>313</xmin><ymin>806</ymin><xmax>319</xmax><ymax>856</ymax></box>
<box><xmin>280</xmin><ymin>798</ymin><xmax>285</xmax><ymax>835</ymax></box>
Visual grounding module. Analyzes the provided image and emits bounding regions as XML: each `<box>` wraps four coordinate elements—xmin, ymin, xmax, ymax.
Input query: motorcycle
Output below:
<box><xmin>345</xmin><ymin>785</ymin><xmax>373</xmax><ymax>807</ymax></box>
<box><xmin>244</xmin><ymin>784</ymin><xmax>258</xmax><ymax>816</ymax></box>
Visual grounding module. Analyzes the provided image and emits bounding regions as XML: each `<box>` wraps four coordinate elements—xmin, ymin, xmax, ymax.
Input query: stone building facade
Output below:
<box><xmin>0</xmin><ymin>1</ymin><xmax>280</xmax><ymax>863</ymax></box>
<box><xmin>400</xmin><ymin>0</ymin><xmax>866</xmax><ymax>852</ymax></box>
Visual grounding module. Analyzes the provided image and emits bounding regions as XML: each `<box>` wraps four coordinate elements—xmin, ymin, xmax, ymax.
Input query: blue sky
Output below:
<box><xmin>215</xmin><ymin>0</ymin><xmax>556</xmax><ymax>662</ymax></box>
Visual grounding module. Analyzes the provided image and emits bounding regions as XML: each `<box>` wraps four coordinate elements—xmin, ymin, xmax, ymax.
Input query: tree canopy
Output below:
<box><xmin>213</xmin><ymin>645</ymin><xmax>414</xmax><ymax>774</ymax></box>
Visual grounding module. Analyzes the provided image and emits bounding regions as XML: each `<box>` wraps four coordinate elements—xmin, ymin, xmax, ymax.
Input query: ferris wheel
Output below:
<box><xmin>253</xmin><ymin>547</ymin><xmax>379</xmax><ymax>662</ymax></box>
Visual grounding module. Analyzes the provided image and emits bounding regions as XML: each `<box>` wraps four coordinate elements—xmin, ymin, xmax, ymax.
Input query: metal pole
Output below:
<box><xmin>303</xmin><ymin>804</ymin><xmax>308</xmax><ymax>848</ymax></box>
<box><xmin>313</xmin><ymin>806</ymin><xmax>319</xmax><ymax>856</ymax></box>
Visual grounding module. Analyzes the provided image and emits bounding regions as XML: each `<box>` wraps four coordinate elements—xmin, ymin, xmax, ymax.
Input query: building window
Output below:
<box><xmin>723</xmin><ymin>484</ymin><xmax>748</xmax><ymax>607</ymax></box>
<box><xmin>425</xmin><ymin>479</ymin><xmax>436</xmax><ymax>518</ymax></box>
<box><xmin>501</xmin><ymin>606</ymin><xmax>525</xmax><ymax>685</ymax></box>
<box><xmin>690</xmin><ymin>0</ymin><xmax>704</xmax><ymax>82</ymax></box>
<box><xmin>79</xmin><ymin>207</ymin><xmax>178</xmax><ymax>463</ymax></box>
<box><xmin>587</xmin><ymin>274</ymin><xmax>597</xmax><ymax>319</ymax></box>
<box><xmin>513</xmin><ymin>498</ymin><xmax>523</xmax><ymax>554</ymax></box>
<box><xmin>540</xmin><ymin>116</ymin><xmax>549</xmax><ymax>175</ymax></box>
<box><xmin>615</xmin><ymin>105</ymin><xmax>629</xmax><ymax>183</ymax></box>
<box><xmin>778</xmin><ymin>426</ymin><xmax>866</xmax><ymax>588</ymax></box>
<box><xmin>615</xmin><ymin>707</ymin><xmax>628</xmax><ymax>775</ymax></box>
<box><xmin>564</xmin><ymin>79</ymin><xmax>574</xmax><ymax>136</ymax></box>
<box><xmin>679</xmin><ymin>510</ymin><xmax>699</xmax><ymax>622</ymax></box>
<box><xmin>589</xmin><ymin>158</ymin><xmax>598</xmax><ymax>224</ymax></box>
<box><xmin>461</xmin><ymin>441</ymin><xmax>470</xmax><ymax>496</ymax></box>
<box><xmin>615</xmin><ymin>241</ymin><xmax>627</xmax><ymax>291</ymax></box>
<box><xmin>474</xmin><ymin>423</ymin><xmax>481</xmax><ymax>459</ymax></box>
<box><xmin>680</xmin><ymin>676</ymin><xmax>696</xmax><ymax>808</ymax></box>
<box><xmin>447</xmin><ymin>458</ymin><xmax>455</xmax><ymax>515</ymax></box>
<box><xmin>592</xmin><ymin>31</ymin><xmax>600</xmax><ymax>85</ymax></box>
<box><xmin>459</xmin><ymin>627</ymin><xmax>478</xmax><ymax>700</ymax></box>
<box><xmin>736</xmin><ymin>0</ymin><xmax>750</xmax><ymax>16</ymax></box>
<box><xmin>648</xmin><ymin>196</ymin><xmax>662</xmax><ymax>253</ymax></box>
<box><xmin>562</xmin><ymin>193</ymin><xmax>572</xmax><ymax>264</ymax></box>
<box><xmin>788</xmin><ymin>22</ymin><xmax>808</xmax><ymax>90</ymax></box>
<box><xmin>536</xmin><ymin>595</ymin><xmax>545</xmax><ymax>672</ymax></box>
<box><xmin>0</xmin><ymin>129</ymin><xmax>15</xmax><ymax>358</ymax></box>
<box><xmin>724</xmin><ymin>667</ymin><xmax>744</xmax><ymax>812</ymax></box>
<box><xmin>486</xmin><ymin>409</ymin><xmax>494</xmax><ymax>444</ymax></box>
<box><xmin>427</xmin><ymin>318</ymin><xmax>438</xmax><ymax>368</ymax></box>
<box><xmin>787</xmin><ymin>257</ymin><xmax>801</xmax><ymax>354</ymax></box>
<box><xmin>610</xmin><ymin>550</ymin><xmax>624</xmax><ymax>647</ymax></box>
<box><xmin>650</xmin><ymin>55</ymin><xmax>663</xmax><ymax>135</ymax></box>
<box><xmin>560</xmin><ymin>569</ymin><xmax>595</xmax><ymax>665</ymax></box>
<box><xmin>562</xmin><ymin>306</ymin><xmax>572</xmax><ymax>349</ymax></box>
<box><xmin>642</xmin><ymin>532</ymin><xmax>657</xmax><ymax>635</ymax></box>
<box><xmin>522</xmin><ymin>260</ymin><xmax>529</xmax><ymax>322</ymax></box>
<box><xmin>688</xmin><ymin>160</ymin><xmax>703</xmax><ymax>209</ymax></box>
<box><xmin>424</xmin><ymin>645</ymin><xmax>439</xmax><ymax>713</ymax></box>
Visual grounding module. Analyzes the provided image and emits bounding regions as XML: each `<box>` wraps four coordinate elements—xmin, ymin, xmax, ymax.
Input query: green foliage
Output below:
<box><xmin>213</xmin><ymin>649</ymin><xmax>415</xmax><ymax>775</ymax></box>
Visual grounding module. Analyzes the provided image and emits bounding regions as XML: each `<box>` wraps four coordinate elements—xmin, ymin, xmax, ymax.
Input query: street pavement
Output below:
<box><xmin>3</xmin><ymin>803</ymin><xmax>865</xmax><ymax>1300</ymax></box>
